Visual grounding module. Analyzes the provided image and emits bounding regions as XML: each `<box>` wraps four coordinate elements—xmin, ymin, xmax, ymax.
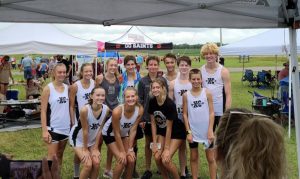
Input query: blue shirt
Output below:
<box><xmin>21</xmin><ymin>56</ymin><xmax>33</xmax><ymax>67</ymax></box>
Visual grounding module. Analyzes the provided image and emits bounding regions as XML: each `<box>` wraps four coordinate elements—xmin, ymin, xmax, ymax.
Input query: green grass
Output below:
<box><xmin>2</xmin><ymin>73</ymin><xmax>298</xmax><ymax>178</ymax></box>
<box><xmin>1</xmin><ymin>60</ymin><xmax>298</xmax><ymax>178</ymax></box>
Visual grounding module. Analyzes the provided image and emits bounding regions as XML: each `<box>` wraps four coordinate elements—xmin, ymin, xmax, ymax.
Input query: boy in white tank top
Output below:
<box><xmin>162</xmin><ymin>53</ymin><xmax>178</xmax><ymax>86</ymax></box>
<box><xmin>199</xmin><ymin>43</ymin><xmax>232</xmax><ymax>179</ymax></box>
<box><xmin>183</xmin><ymin>68</ymin><xmax>215</xmax><ymax>179</ymax></box>
<box><xmin>200</xmin><ymin>43</ymin><xmax>231</xmax><ymax>129</ymax></box>
<box><xmin>168</xmin><ymin>56</ymin><xmax>192</xmax><ymax>178</ymax></box>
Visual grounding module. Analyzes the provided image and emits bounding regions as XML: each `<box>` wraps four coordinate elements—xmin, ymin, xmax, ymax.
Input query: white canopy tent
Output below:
<box><xmin>0</xmin><ymin>23</ymin><xmax>98</xmax><ymax>55</ymax></box>
<box><xmin>0</xmin><ymin>0</ymin><xmax>300</xmax><ymax>175</ymax></box>
<box><xmin>220</xmin><ymin>28</ymin><xmax>300</xmax><ymax>56</ymax></box>
<box><xmin>220</xmin><ymin>28</ymin><xmax>298</xmax><ymax>139</ymax></box>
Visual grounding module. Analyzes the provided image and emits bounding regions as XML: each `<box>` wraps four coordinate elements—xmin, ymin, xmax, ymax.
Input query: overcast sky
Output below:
<box><xmin>0</xmin><ymin>23</ymin><xmax>270</xmax><ymax>45</ymax></box>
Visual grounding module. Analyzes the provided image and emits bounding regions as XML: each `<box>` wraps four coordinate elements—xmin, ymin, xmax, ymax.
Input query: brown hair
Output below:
<box><xmin>189</xmin><ymin>68</ymin><xmax>201</xmax><ymax>79</ymax></box>
<box><xmin>146</xmin><ymin>56</ymin><xmax>160</xmax><ymax>66</ymax></box>
<box><xmin>215</xmin><ymin>108</ymin><xmax>287</xmax><ymax>179</ymax></box>
<box><xmin>124</xmin><ymin>55</ymin><xmax>136</xmax><ymax>65</ymax></box>
<box><xmin>88</xmin><ymin>86</ymin><xmax>105</xmax><ymax>105</ymax></box>
<box><xmin>177</xmin><ymin>56</ymin><xmax>191</xmax><ymax>66</ymax></box>
<box><xmin>163</xmin><ymin>53</ymin><xmax>176</xmax><ymax>63</ymax></box>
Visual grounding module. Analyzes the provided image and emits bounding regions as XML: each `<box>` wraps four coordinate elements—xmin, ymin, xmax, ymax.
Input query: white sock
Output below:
<box><xmin>74</xmin><ymin>163</ymin><xmax>80</xmax><ymax>177</ymax></box>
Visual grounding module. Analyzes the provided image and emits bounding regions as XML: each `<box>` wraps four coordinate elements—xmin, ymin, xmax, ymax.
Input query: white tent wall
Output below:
<box><xmin>220</xmin><ymin>28</ymin><xmax>298</xmax><ymax>56</ymax></box>
<box><xmin>0</xmin><ymin>23</ymin><xmax>98</xmax><ymax>56</ymax></box>
<box><xmin>0</xmin><ymin>0</ymin><xmax>300</xmax><ymax>176</ymax></box>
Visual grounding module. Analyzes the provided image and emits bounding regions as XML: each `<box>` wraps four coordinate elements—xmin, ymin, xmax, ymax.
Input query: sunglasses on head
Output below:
<box><xmin>220</xmin><ymin>111</ymin><xmax>271</xmax><ymax>146</ymax></box>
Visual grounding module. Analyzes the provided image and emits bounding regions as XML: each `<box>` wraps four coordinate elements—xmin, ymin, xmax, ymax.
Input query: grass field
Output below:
<box><xmin>0</xmin><ymin>56</ymin><xmax>299</xmax><ymax>178</ymax></box>
<box><xmin>0</xmin><ymin>68</ymin><xmax>298</xmax><ymax>179</ymax></box>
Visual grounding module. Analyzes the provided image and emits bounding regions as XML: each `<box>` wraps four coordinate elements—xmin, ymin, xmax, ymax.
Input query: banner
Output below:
<box><xmin>105</xmin><ymin>42</ymin><xmax>173</xmax><ymax>50</ymax></box>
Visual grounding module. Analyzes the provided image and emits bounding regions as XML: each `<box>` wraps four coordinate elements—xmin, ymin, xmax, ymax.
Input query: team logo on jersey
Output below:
<box><xmin>83</xmin><ymin>93</ymin><xmax>90</xmax><ymax>100</ymax></box>
<box><xmin>178</xmin><ymin>89</ymin><xmax>188</xmax><ymax>96</ymax></box>
<box><xmin>122</xmin><ymin>122</ymin><xmax>132</xmax><ymax>129</ymax></box>
<box><xmin>191</xmin><ymin>100</ymin><xmax>204</xmax><ymax>108</ymax></box>
<box><xmin>108</xmin><ymin>86</ymin><xmax>115</xmax><ymax>95</ymax></box>
<box><xmin>90</xmin><ymin>123</ymin><xmax>100</xmax><ymax>130</ymax></box>
<box><xmin>57</xmin><ymin>97</ymin><xmax>68</xmax><ymax>104</ymax></box>
<box><xmin>206</xmin><ymin>78</ymin><xmax>216</xmax><ymax>85</ymax></box>
<box><xmin>154</xmin><ymin>111</ymin><xmax>167</xmax><ymax>128</ymax></box>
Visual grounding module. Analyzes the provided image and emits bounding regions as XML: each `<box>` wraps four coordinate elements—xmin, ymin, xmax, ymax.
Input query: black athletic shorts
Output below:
<box><xmin>189</xmin><ymin>141</ymin><xmax>213</xmax><ymax>149</ymax></box>
<box><xmin>102</xmin><ymin>135</ymin><xmax>115</xmax><ymax>145</ymax></box>
<box><xmin>48</xmin><ymin>130</ymin><xmax>68</xmax><ymax>143</ymax></box>
<box><xmin>213</xmin><ymin>116</ymin><xmax>221</xmax><ymax>132</ymax></box>
<box><xmin>171</xmin><ymin>120</ymin><xmax>186</xmax><ymax>140</ymax></box>
<box><xmin>135</xmin><ymin>125</ymin><xmax>144</xmax><ymax>140</ymax></box>
<box><xmin>143</xmin><ymin>122</ymin><xmax>152</xmax><ymax>136</ymax></box>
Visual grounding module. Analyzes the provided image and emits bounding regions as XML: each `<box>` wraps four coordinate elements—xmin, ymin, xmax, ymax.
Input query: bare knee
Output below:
<box><xmin>206</xmin><ymin>152</ymin><xmax>216</xmax><ymax>164</ymax></box>
<box><xmin>127</xmin><ymin>155</ymin><xmax>135</xmax><ymax>166</ymax></box>
<box><xmin>92</xmin><ymin>158</ymin><xmax>100</xmax><ymax>168</ymax></box>
<box><xmin>154</xmin><ymin>153</ymin><xmax>161</xmax><ymax>163</ymax></box>
<box><xmin>82</xmin><ymin>160</ymin><xmax>93</xmax><ymax>171</ymax></box>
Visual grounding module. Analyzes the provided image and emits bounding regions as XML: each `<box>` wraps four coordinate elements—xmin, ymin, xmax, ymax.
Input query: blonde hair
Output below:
<box><xmin>79</xmin><ymin>63</ymin><xmax>93</xmax><ymax>79</ymax></box>
<box><xmin>200</xmin><ymin>42</ymin><xmax>219</xmax><ymax>57</ymax></box>
<box><xmin>123</xmin><ymin>87</ymin><xmax>141</xmax><ymax>107</ymax></box>
<box><xmin>51</xmin><ymin>63</ymin><xmax>66</xmax><ymax>81</ymax></box>
<box><xmin>150</xmin><ymin>78</ymin><xmax>167</xmax><ymax>102</ymax></box>
<box><xmin>215</xmin><ymin>108</ymin><xmax>287</xmax><ymax>179</ymax></box>
<box><xmin>105</xmin><ymin>58</ymin><xmax>119</xmax><ymax>77</ymax></box>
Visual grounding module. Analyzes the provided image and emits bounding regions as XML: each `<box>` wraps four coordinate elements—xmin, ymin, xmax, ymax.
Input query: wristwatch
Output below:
<box><xmin>186</xmin><ymin>130</ymin><xmax>192</xmax><ymax>135</ymax></box>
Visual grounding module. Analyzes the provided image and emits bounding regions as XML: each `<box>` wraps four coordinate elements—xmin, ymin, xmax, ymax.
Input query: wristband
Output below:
<box><xmin>186</xmin><ymin>130</ymin><xmax>192</xmax><ymax>135</ymax></box>
<box><xmin>128</xmin><ymin>148</ymin><xmax>134</xmax><ymax>153</ymax></box>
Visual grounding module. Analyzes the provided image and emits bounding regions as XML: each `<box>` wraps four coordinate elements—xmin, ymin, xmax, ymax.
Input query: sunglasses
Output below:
<box><xmin>220</xmin><ymin>111</ymin><xmax>271</xmax><ymax>146</ymax></box>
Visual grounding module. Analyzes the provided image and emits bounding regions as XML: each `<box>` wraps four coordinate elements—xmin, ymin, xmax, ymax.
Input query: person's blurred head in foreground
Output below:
<box><xmin>215</xmin><ymin>108</ymin><xmax>287</xmax><ymax>179</ymax></box>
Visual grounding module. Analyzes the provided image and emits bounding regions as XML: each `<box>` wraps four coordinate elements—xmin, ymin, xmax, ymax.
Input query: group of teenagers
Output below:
<box><xmin>40</xmin><ymin>42</ymin><xmax>287</xmax><ymax>179</ymax></box>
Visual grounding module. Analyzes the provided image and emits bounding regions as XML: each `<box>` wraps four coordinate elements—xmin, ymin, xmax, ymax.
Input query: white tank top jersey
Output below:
<box><xmin>163</xmin><ymin>73</ymin><xmax>179</xmax><ymax>86</ymax></box>
<box><xmin>187</xmin><ymin>89</ymin><xmax>210</xmax><ymax>143</ymax></box>
<box><xmin>201</xmin><ymin>65</ymin><xmax>224</xmax><ymax>116</ymax></box>
<box><xmin>74</xmin><ymin>80</ymin><xmax>95</xmax><ymax>124</ymax></box>
<box><xmin>69</xmin><ymin>104</ymin><xmax>109</xmax><ymax>147</ymax></box>
<box><xmin>102</xmin><ymin>105</ymin><xmax>139</xmax><ymax>137</ymax></box>
<box><xmin>173</xmin><ymin>77</ymin><xmax>192</xmax><ymax>121</ymax></box>
<box><xmin>46</xmin><ymin>82</ymin><xmax>70</xmax><ymax>135</ymax></box>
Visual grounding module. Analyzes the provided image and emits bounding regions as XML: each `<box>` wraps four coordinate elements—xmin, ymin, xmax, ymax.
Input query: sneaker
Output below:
<box><xmin>156</xmin><ymin>170</ymin><xmax>161</xmax><ymax>175</ymax></box>
<box><xmin>141</xmin><ymin>170</ymin><xmax>152</xmax><ymax>179</ymax></box>
<box><xmin>132</xmin><ymin>170</ymin><xmax>139</xmax><ymax>178</ymax></box>
<box><xmin>103</xmin><ymin>170</ymin><xmax>113</xmax><ymax>178</ymax></box>
<box><xmin>180</xmin><ymin>176</ymin><xmax>187</xmax><ymax>179</ymax></box>
<box><xmin>185</xmin><ymin>167</ymin><xmax>192</xmax><ymax>178</ymax></box>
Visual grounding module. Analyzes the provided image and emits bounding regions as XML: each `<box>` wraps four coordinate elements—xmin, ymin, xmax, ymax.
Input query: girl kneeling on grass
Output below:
<box><xmin>69</xmin><ymin>86</ymin><xmax>110</xmax><ymax>179</ymax></box>
<box><xmin>102</xmin><ymin>87</ymin><xmax>144</xmax><ymax>179</ymax></box>
<box><xmin>182</xmin><ymin>68</ymin><xmax>215</xmax><ymax>179</ymax></box>
<box><xmin>149</xmin><ymin>78</ymin><xmax>186</xmax><ymax>179</ymax></box>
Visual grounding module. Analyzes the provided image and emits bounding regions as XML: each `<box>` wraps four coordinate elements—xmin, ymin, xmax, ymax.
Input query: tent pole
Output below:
<box><xmin>289</xmin><ymin>28</ymin><xmax>300</xmax><ymax>174</ymax></box>
<box><xmin>275</xmin><ymin>55</ymin><xmax>278</xmax><ymax>98</ymax></box>
<box><xmin>95</xmin><ymin>57</ymin><xmax>98</xmax><ymax>79</ymax></box>
<box><xmin>288</xmin><ymin>54</ymin><xmax>292</xmax><ymax>139</ymax></box>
